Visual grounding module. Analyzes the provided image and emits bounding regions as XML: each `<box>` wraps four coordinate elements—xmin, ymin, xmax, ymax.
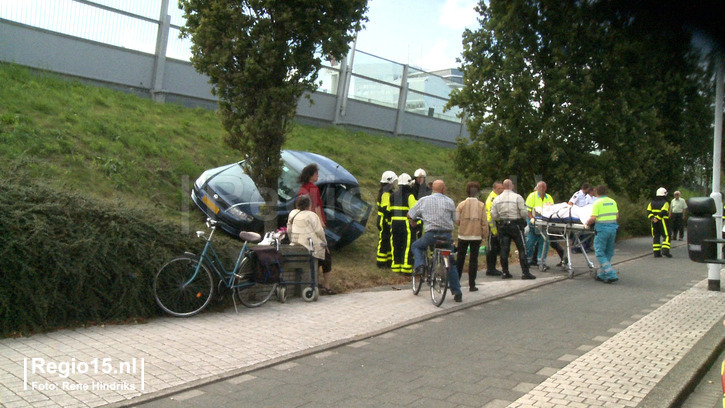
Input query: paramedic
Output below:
<box><xmin>490</xmin><ymin>179</ymin><xmax>536</xmax><ymax>280</ymax></box>
<box><xmin>670</xmin><ymin>191</ymin><xmax>687</xmax><ymax>240</ymax></box>
<box><xmin>376</xmin><ymin>171</ymin><xmax>397</xmax><ymax>268</ymax></box>
<box><xmin>525</xmin><ymin>181</ymin><xmax>553</xmax><ymax>269</ymax></box>
<box><xmin>585</xmin><ymin>185</ymin><xmax>619</xmax><ymax>283</ymax></box>
<box><xmin>409</xmin><ymin>180</ymin><xmax>463</xmax><ymax>302</ymax></box>
<box><xmin>648</xmin><ymin>187</ymin><xmax>672</xmax><ymax>258</ymax></box>
<box><xmin>390</xmin><ymin>173</ymin><xmax>416</xmax><ymax>274</ymax></box>
<box><xmin>484</xmin><ymin>181</ymin><xmax>504</xmax><ymax>276</ymax></box>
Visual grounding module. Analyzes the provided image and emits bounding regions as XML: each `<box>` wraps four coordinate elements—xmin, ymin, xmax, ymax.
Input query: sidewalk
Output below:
<box><xmin>0</xmin><ymin>237</ymin><xmax>723</xmax><ymax>408</ymax></box>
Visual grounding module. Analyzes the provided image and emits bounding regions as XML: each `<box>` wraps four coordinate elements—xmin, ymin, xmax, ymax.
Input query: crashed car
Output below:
<box><xmin>191</xmin><ymin>150</ymin><xmax>371</xmax><ymax>248</ymax></box>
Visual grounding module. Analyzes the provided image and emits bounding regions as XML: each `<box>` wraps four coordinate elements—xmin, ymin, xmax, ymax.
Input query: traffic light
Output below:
<box><xmin>686</xmin><ymin>197</ymin><xmax>718</xmax><ymax>263</ymax></box>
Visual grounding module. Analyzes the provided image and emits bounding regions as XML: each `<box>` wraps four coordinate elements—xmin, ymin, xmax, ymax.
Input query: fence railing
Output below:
<box><xmin>0</xmin><ymin>0</ymin><xmax>468</xmax><ymax>145</ymax></box>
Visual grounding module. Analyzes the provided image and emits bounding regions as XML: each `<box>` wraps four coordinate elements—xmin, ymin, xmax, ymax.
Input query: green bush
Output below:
<box><xmin>0</xmin><ymin>179</ymin><xmax>221</xmax><ymax>336</ymax></box>
<box><xmin>613</xmin><ymin>194</ymin><xmax>650</xmax><ymax>239</ymax></box>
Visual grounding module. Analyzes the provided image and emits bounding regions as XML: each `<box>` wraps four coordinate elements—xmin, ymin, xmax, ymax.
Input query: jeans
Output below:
<box><xmin>412</xmin><ymin>231</ymin><xmax>462</xmax><ymax>295</ymax></box>
<box><xmin>594</xmin><ymin>224</ymin><xmax>618</xmax><ymax>280</ymax></box>
<box><xmin>525</xmin><ymin>219</ymin><xmax>546</xmax><ymax>264</ymax></box>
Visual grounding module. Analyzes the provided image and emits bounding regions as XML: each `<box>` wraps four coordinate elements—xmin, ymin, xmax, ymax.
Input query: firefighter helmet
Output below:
<box><xmin>380</xmin><ymin>171</ymin><xmax>397</xmax><ymax>184</ymax></box>
<box><xmin>656</xmin><ymin>187</ymin><xmax>667</xmax><ymax>196</ymax></box>
<box><xmin>414</xmin><ymin>168</ymin><xmax>426</xmax><ymax>178</ymax></box>
<box><xmin>398</xmin><ymin>173</ymin><xmax>413</xmax><ymax>187</ymax></box>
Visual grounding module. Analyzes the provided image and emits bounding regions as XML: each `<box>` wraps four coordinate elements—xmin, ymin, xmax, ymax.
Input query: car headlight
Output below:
<box><xmin>227</xmin><ymin>206</ymin><xmax>253</xmax><ymax>222</ymax></box>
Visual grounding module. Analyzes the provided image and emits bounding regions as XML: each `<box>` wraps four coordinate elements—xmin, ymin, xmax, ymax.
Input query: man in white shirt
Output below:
<box><xmin>568</xmin><ymin>183</ymin><xmax>591</xmax><ymax>207</ymax></box>
<box><xmin>670</xmin><ymin>191</ymin><xmax>687</xmax><ymax>240</ymax></box>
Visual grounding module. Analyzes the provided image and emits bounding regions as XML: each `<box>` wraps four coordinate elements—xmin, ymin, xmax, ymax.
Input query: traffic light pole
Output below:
<box><xmin>709</xmin><ymin>61</ymin><xmax>723</xmax><ymax>291</ymax></box>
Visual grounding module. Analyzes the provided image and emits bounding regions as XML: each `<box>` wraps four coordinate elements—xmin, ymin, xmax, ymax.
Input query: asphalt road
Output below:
<box><xmin>134</xmin><ymin>241</ymin><xmax>706</xmax><ymax>408</ymax></box>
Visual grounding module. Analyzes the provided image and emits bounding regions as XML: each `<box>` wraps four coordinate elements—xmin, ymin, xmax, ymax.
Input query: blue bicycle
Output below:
<box><xmin>153</xmin><ymin>218</ymin><xmax>278</xmax><ymax>317</ymax></box>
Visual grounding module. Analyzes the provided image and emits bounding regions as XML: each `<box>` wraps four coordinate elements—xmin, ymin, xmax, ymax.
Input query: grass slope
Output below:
<box><xmin>0</xmin><ymin>63</ymin><xmax>468</xmax><ymax>293</ymax></box>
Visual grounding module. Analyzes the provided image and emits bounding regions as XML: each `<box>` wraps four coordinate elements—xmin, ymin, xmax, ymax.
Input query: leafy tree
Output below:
<box><xmin>179</xmin><ymin>0</ymin><xmax>368</xmax><ymax>229</ymax></box>
<box><xmin>449</xmin><ymin>0</ymin><xmax>713</xmax><ymax>199</ymax></box>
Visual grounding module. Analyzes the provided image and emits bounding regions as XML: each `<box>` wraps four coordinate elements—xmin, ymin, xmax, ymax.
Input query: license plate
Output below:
<box><xmin>201</xmin><ymin>193</ymin><xmax>220</xmax><ymax>214</ymax></box>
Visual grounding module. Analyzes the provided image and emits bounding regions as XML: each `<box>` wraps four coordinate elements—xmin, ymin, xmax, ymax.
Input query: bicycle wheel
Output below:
<box><xmin>412</xmin><ymin>266</ymin><xmax>424</xmax><ymax>295</ymax></box>
<box><xmin>235</xmin><ymin>257</ymin><xmax>278</xmax><ymax>308</ymax></box>
<box><xmin>430</xmin><ymin>256</ymin><xmax>448</xmax><ymax>307</ymax></box>
<box><xmin>154</xmin><ymin>256</ymin><xmax>214</xmax><ymax>317</ymax></box>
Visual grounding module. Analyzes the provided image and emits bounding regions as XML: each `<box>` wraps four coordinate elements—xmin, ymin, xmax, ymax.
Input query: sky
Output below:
<box><xmin>356</xmin><ymin>0</ymin><xmax>481</xmax><ymax>71</ymax></box>
<box><xmin>0</xmin><ymin>0</ymin><xmax>481</xmax><ymax>72</ymax></box>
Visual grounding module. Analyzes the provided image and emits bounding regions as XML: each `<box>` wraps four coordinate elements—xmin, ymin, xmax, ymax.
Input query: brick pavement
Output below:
<box><xmin>508</xmin><ymin>277</ymin><xmax>725</xmax><ymax>408</ymax></box>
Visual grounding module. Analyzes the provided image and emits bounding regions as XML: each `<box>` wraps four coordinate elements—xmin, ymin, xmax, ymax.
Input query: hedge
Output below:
<box><xmin>0</xmin><ymin>179</ymin><xmax>236</xmax><ymax>336</ymax></box>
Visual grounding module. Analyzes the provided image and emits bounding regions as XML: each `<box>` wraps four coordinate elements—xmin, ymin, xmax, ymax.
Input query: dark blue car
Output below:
<box><xmin>191</xmin><ymin>150</ymin><xmax>371</xmax><ymax>248</ymax></box>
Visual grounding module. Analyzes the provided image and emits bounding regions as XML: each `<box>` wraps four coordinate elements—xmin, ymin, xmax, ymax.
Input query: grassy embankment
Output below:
<box><xmin>0</xmin><ymin>63</ymin><xmax>469</xmax><ymax>294</ymax></box>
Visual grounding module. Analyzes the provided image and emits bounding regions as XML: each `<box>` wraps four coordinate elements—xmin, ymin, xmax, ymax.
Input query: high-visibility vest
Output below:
<box><xmin>485</xmin><ymin>191</ymin><xmax>498</xmax><ymax>235</ymax></box>
<box><xmin>525</xmin><ymin>191</ymin><xmax>554</xmax><ymax>214</ymax></box>
<box><xmin>592</xmin><ymin>196</ymin><xmax>618</xmax><ymax>224</ymax></box>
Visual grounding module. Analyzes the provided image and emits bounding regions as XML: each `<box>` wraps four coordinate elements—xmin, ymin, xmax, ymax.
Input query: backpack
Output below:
<box><xmin>248</xmin><ymin>246</ymin><xmax>284</xmax><ymax>283</ymax></box>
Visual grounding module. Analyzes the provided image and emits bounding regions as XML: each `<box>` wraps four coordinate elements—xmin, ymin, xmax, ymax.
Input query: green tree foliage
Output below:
<box><xmin>449</xmin><ymin>0</ymin><xmax>713</xmax><ymax>199</ymax></box>
<box><xmin>179</xmin><ymin>0</ymin><xmax>368</xmax><ymax>225</ymax></box>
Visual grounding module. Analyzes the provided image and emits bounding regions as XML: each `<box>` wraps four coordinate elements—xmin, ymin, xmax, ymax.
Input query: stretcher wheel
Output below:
<box><xmin>276</xmin><ymin>286</ymin><xmax>287</xmax><ymax>303</ymax></box>
<box><xmin>302</xmin><ymin>287</ymin><xmax>319</xmax><ymax>302</ymax></box>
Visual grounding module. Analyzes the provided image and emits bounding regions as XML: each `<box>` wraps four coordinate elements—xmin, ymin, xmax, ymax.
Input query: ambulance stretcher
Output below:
<box><xmin>532</xmin><ymin>203</ymin><xmax>597</xmax><ymax>279</ymax></box>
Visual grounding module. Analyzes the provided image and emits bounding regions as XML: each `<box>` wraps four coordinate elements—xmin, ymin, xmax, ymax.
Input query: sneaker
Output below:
<box><xmin>454</xmin><ymin>293</ymin><xmax>462</xmax><ymax>302</ymax></box>
<box><xmin>522</xmin><ymin>273</ymin><xmax>537</xmax><ymax>280</ymax></box>
<box><xmin>501</xmin><ymin>271</ymin><xmax>513</xmax><ymax>279</ymax></box>
<box><xmin>485</xmin><ymin>269</ymin><xmax>503</xmax><ymax>276</ymax></box>
<box><xmin>539</xmin><ymin>264</ymin><xmax>550</xmax><ymax>272</ymax></box>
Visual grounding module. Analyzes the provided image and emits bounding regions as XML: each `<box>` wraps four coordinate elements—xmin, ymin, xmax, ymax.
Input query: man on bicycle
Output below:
<box><xmin>408</xmin><ymin>179</ymin><xmax>463</xmax><ymax>302</ymax></box>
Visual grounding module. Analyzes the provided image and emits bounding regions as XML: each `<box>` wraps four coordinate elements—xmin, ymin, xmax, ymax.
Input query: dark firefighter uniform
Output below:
<box><xmin>648</xmin><ymin>195</ymin><xmax>671</xmax><ymax>257</ymax></box>
<box><xmin>376</xmin><ymin>187</ymin><xmax>394</xmax><ymax>267</ymax></box>
<box><xmin>390</xmin><ymin>185</ymin><xmax>417</xmax><ymax>274</ymax></box>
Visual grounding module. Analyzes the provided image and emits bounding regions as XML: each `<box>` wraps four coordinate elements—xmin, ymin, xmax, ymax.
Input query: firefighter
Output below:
<box><xmin>390</xmin><ymin>173</ymin><xmax>417</xmax><ymax>274</ymax></box>
<box><xmin>376</xmin><ymin>171</ymin><xmax>397</xmax><ymax>268</ymax></box>
<box><xmin>412</xmin><ymin>168</ymin><xmax>431</xmax><ymax>241</ymax></box>
<box><xmin>412</xmin><ymin>168</ymin><xmax>432</xmax><ymax>200</ymax></box>
<box><xmin>648</xmin><ymin>187</ymin><xmax>672</xmax><ymax>258</ymax></box>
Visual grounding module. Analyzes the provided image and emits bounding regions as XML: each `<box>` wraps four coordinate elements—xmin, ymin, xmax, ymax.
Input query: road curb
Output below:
<box><xmin>637</xmin><ymin>311</ymin><xmax>725</xmax><ymax>408</ymax></box>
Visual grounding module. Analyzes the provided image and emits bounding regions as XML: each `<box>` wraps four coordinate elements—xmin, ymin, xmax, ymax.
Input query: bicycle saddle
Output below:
<box><xmin>239</xmin><ymin>231</ymin><xmax>262</xmax><ymax>243</ymax></box>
